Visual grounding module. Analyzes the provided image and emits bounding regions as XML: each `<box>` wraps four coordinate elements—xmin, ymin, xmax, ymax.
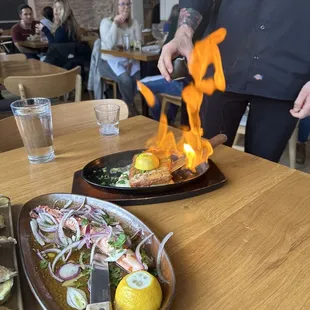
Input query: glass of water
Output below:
<box><xmin>94</xmin><ymin>103</ymin><xmax>120</xmax><ymax>136</ymax></box>
<box><xmin>10</xmin><ymin>98</ymin><xmax>54</xmax><ymax>164</ymax></box>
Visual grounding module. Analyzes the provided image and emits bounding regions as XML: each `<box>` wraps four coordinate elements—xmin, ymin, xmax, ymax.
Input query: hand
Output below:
<box><xmin>157</xmin><ymin>25</ymin><xmax>193</xmax><ymax>81</ymax></box>
<box><xmin>35</xmin><ymin>23</ymin><xmax>44</xmax><ymax>32</ymax></box>
<box><xmin>290</xmin><ymin>81</ymin><xmax>310</xmax><ymax>119</ymax></box>
<box><xmin>114</xmin><ymin>15</ymin><xmax>126</xmax><ymax>25</ymax></box>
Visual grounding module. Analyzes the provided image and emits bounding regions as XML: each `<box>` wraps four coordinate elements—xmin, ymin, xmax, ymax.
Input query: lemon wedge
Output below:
<box><xmin>115</xmin><ymin>271</ymin><xmax>163</xmax><ymax>310</ymax></box>
<box><xmin>134</xmin><ymin>152</ymin><xmax>160</xmax><ymax>171</ymax></box>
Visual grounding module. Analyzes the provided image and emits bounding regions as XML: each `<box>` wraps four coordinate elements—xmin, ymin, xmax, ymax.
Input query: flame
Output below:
<box><xmin>138</xmin><ymin>28</ymin><xmax>227</xmax><ymax>170</ymax></box>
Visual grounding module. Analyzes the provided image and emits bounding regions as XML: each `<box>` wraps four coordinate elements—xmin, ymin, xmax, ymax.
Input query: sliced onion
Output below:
<box><xmin>84</xmin><ymin>224</ymin><xmax>91</xmax><ymax>249</ymax></box>
<box><xmin>77</xmin><ymin>239</ymin><xmax>87</xmax><ymax>250</ymax></box>
<box><xmin>58</xmin><ymin>210</ymin><xmax>74</xmax><ymax>246</ymax></box>
<box><xmin>38</xmin><ymin>224</ymin><xmax>57</xmax><ymax>233</ymax></box>
<box><xmin>64</xmin><ymin>248</ymin><xmax>72</xmax><ymax>262</ymax></box>
<box><xmin>63</xmin><ymin>199</ymin><xmax>73</xmax><ymax>209</ymax></box>
<box><xmin>58</xmin><ymin>263</ymin><xmax>80</xmax><ymax>280</ymax></box>
<box><xmin>135</xmin><ymin>233</ymin><xmax>154</xmax><ymax>269</ymax></box>
<box><xmin>38</xmin><ymin>231</ymin><xmax>55</xmax><ymax>243</ymax></box>
<box><xmin>156</xmin><ymin>232</ymin><xmax>173</xmax><ymax>285</ymax></box>
<box><xmin>76</xmin><ymin>197</ymin><xmax>86</xmax><ymax>212</ymax></box>
<box><xmin>36</xmin><ymin>249</ymin><xmax>44</xmax><ymax>260</ymax></box>
<box><xmin>48</xmin><ymin>262</ymin><xmax>64</xmax><ymax>282</ymax></box>
<box><xmin>40</xmin><ymin>212</ymin><xmax>58</xmax><ymax>225</ymax></box>
<box><xmin>67</xmin><ymin>287</ymin><xmax>87</xmax><ymax>310</ymax></box>
<box><xmin>130</xmin><ymin>228</ymin><xmax>142</xmax><ymax>240</ymax></box>
<box><xmin>41</xmin><ymin>248</ymin><xmax>61</xmax><ymax>255</ymax></box>
<box><xmin>30</xmin><ymin>220</ymin><xmax>45</xmax><ymax>246</ymax></box>
<box><xmin>90</xmin><ymin>236</ymin><xmax>105</xmax><ymax>264</ymax></box>
<box><xmin>52</xmin><ymin>241</ymin><xmax>80</xmax><ymax>272</ymax></box>
<box><xmin>79</xmin><ymin>252</ymin><xmax>86</xmax><ymax>270</ymax></box>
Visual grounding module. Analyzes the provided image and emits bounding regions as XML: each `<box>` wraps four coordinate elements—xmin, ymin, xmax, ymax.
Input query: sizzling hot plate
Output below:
<box><xmin>82</xmin><ymin>149</ymin><xmax>209</xmax><ymax>193</ymax></box>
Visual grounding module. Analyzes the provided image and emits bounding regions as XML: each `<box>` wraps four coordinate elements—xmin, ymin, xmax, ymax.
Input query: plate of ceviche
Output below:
<box><xmin>18</xmin><ymin>193</ymin><xmax>175</xmax><ymax>310</ymax></box>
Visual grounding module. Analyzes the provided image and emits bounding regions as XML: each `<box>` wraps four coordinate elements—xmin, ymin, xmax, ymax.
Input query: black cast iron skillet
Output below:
<box><xmin>82</xmin><ymin>149</ymin><xmax>209</xmax><ymax>194</ymax></box>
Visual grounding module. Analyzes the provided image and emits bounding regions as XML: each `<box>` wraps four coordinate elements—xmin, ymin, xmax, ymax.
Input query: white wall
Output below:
<box><xmin>131</xmin><ymin>0</ymin><xmax>144</xmax><ymax>27</ymax></box>
<box><xmin>160</xmin><ymin>0</ymin><xmax>178</xmax><ymax>20</ymax></box>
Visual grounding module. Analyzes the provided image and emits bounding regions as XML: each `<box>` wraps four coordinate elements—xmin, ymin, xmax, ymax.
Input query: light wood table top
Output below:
<box><xmin>0</xmin><ymin>59</ymin><xmax>65</xmax><ymax>83</ymax></box>
<box><xmin>101</xmin><ymin>47</ymin><xmax>160</xmax><ymax>62</ymax></box>
<box><xmin>1</xmin><ymin>116</ymin><xmax>310</xmax><ymax>309</ymax></box>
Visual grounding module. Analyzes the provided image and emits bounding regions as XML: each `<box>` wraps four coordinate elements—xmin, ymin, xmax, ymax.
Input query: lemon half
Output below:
<box><xmin>134</xmin><ymin>152</ymin><xmax>160</xmax><ymax>171</ymax></box>
<box><xmin>115</xmin><ymin>271</ymin><xmax>163</xmax><ymax>310</ymax></box>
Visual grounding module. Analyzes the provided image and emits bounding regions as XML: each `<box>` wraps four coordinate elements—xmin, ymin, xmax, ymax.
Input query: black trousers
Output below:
<box><xmin>182</xmin><ymin>91</ymin><xmax>298</xmax><ymax>163</ymax></box>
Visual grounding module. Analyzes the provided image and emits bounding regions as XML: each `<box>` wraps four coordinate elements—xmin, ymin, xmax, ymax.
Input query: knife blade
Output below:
<box><xmin>86</xmin><ymin>259</ymin><xmax>112</xmax><ymax>310</ymax></box>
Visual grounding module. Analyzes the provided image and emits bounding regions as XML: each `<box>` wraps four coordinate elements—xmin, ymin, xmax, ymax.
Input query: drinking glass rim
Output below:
<box><xmin>94</xmin><ymin>103</ymin><xmax>120</xmax><ymax>113</ymax></box>
<box><xmin>10</xmin><ymin>98</ymin><xmax>51</xmax><ymax>110</ymax></box>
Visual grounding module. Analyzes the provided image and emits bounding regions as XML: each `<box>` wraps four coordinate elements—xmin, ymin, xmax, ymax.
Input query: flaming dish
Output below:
<box><xmin>85</xmin><ymin>28</ymin><xmax>228</xmax><ymax>190</ymax></box>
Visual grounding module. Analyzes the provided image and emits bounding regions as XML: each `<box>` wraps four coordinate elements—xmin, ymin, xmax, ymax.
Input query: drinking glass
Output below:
<box><xmin>10</xmin><ymin>98</ymin><xmax>54</xmax><ymax>164</ymax></box>
<box><xmin>122</xmin><ymin>33</ymin><xmax>130</xmax><ymax>50</ymax></box>
<box><xmin>94</xmin><ymin>104</ymin><xmax>120</xmax><ymax>136</ymax></box>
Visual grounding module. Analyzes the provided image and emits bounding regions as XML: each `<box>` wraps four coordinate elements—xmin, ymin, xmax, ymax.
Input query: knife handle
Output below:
<box><xmin>86</xmin><ymin>301</ymin><xmax>112</xmax><ymax>310</ymax></box>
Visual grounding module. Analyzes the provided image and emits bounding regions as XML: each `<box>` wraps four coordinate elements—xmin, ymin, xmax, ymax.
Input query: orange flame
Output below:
<box><xmin>138</xmin><ymin>28</ymin><xmax>227</xmax><ymax>170</ymax></box>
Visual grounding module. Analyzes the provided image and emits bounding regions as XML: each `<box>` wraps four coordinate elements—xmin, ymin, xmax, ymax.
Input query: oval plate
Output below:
<box><xmin>18</xmin><ymin>193</ymin><xmax>176</xmax><ymax>310</ymax></box>
<box><xmin>82</xmin><ymin>149</ymin><xmax>209</xmax><ymax>194</ymax></box>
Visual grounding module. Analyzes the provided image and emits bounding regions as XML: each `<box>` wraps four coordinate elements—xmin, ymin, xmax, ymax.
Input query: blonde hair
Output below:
<box><xmin>111</xmin><ymin>0</ymin><xmax>132</xmax><ymax>27</ymax></box>
<box><xmin>53</xmin><ymin>0</ymin><xmax>80</xmax><ymax>40</ymax></box>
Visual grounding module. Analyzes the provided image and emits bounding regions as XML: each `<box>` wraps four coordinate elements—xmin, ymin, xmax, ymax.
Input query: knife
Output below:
<box><xmin>86</xmin><ymin>259</ymin><xmax>112</xmax><ymax>310</ymax></box>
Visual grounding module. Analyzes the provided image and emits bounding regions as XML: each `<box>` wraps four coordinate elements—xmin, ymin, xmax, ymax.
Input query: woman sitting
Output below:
<box><xmin>36</xmin><ymin>0</ymin><xmax>80</xmax><ymax>43</ymax></box>
<box><xmin>40</xmin><ymin>6</ymin><xmax>54</xmax><ymax>31</ymax></box>
<box><xmin>99</xmin><ymin>0</ymin><xmax>141</xmax><ymax>116</ymax></box>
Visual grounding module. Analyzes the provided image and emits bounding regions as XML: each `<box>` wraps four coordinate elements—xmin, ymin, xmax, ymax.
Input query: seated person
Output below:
<box><xmin>11</xmin><ymin>4</ymin><xmax>40</xmax><ymax>59</ymax></box>
<box><xmin>40</xmin><ymin>6</ymin><xmax>54</xmax><ymax>31</ymax></box>
<box><xmin>99</xmin><ymin>0</ymin><xmax>141</xmax><ymax>117</ymax></box>
<box><xmin>140</xmin><ymin>5</ymin><xmax>182</xmax><ymax>124</ymax></box>
<box><xmin>163</xmin><ymin>4</ymin><xmax>179</xmax><ymax>34</ymax></box>
<box><xmin>36</xmin><ymin>0</ymin><xmax>80</xmax><ymax>43</ymax></box>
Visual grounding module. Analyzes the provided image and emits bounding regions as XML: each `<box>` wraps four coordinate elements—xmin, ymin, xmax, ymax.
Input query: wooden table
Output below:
<box><xmin>101</xmin><ymin>48</ymin><xmax>160</xmax><ymax>116</ymax></box>
<box><xmin>101</xmin><ymin>47</ymin><xmax>160</xmax><ymax>62</ymax></box>
<box><xmin>0</xmin><ymin>59</ymin><xmax>65</xmax><ymax>83</ymax></box>
<box><xmin>1</xmin><ymin>115</ymin><xmax>310</xmax><ymax>309</ymax></box>
<box><xmin>18</xmin><ymin>40</ymin><xmax>48</xmax><ymax>49</ymax></box>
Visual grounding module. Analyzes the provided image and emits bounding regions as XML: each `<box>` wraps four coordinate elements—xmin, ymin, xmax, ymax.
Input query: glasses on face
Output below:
<box><xmin>118</xmin><ymin>2</ymin><xmax>132</xmax><ymax>7</ymax></box>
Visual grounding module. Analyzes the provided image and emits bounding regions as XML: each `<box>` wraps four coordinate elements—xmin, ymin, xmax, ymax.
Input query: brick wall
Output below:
<box><xmin>33</xmin><ymin>0</ymin><xmax>111</xmax><ymax>28</ymax></box>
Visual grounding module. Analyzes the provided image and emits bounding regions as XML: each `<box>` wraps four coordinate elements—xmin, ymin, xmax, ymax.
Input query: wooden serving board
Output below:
<box><xmin>71</xmin><ymin>159</ymin><xmax>227</xmax><ymax>206</ymax></box>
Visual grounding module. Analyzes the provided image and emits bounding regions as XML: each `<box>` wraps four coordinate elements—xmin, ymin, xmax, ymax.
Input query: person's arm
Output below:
<box><xmin>42</xmin><ymin>26</ymin><xmax>56</xmax><ymax>43</ymax></box>
<box><xmin>100</xmin><ymin>19</ymin><xmax>119</xmax><ymax>49</ymax></box>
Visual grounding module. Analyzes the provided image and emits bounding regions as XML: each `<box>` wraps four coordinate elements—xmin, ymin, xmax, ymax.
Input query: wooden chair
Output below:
<box><xmin>0</xmin><ymin>99</ymin><xmax>129</xmax><ymax>153</ymax></box>
<box><xmin>4</xmin><ymin>66</ymin><xmax>82</xmax><ymax>102</ymax></box>
<box><xmin>102</xmin><ymin>77</ymin><xmax>118</xmax><ymax>99</ymax></box>
<box><xmin>159</xmin><ymin>93</ymin><xmax>182</xmax><ymax>115</ymax></box>
<box><xmin>0</xmin><ymin>54</ymin><xmax>26</xmax><ymax>62</ymax></box>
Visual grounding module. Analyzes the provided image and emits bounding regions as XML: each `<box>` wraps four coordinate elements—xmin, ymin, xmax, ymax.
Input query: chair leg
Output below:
<box><xmin>113</xmin><ymin>83</ymin><xmax>117</xmax><ymax>99</ymax></box>
<box><xmin>161</xmin><ymin>98</ymin><xmax>168</xmax><ymax>116</ymax></box>
<box><xmin>288</xmin><ymin>126</ymin><xmax>298</xmax><ymax>169</ymax></box>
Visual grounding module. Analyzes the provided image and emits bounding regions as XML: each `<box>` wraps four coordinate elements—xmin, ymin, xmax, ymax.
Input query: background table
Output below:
<box><xmin>0</xmin><ymin>59</ymin><xmax>65</xmax><ymax>83</ymax></box>
<box><xmin>1</xmin><ymin>115</ymin><xmax>310</xmax><ymax>309</ymax></box>
<box><xmin>18</xmin><ymin>40</ymin><xmax>48</xmax><ymax>49</ymax></box>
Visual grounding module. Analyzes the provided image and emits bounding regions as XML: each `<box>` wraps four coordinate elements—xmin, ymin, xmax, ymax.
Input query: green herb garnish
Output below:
<box><xmin>102</xmin><ymin>213</ymin><xmax>116</xmax><ymax>226</ymax></box>
<box><xmin>81</xmin><ymin>267</ymin><xmax>91</xmax><ymax>277</ymax></box>
<box><xmin>109</xmin><ymin>266</ymin><xmax>123</xmax><ymax>287</ymax></box>
<box><xmin>108</xmin><ymin>232</ymin><xmax>126</xmax><ymax>250</ymax></box>
<box><xmin>149</xmin><ymin>268</ymin><xmax>158</xmax><ymax>277</ymax></box>
<box><xmin>75</xmin><ymin>281</ymin><xmax>87</xmax><ymax>289</ymax></box>
<box><xmin>40</xmin><ymin>259</ymin><xmax>48</xmax><ymax>269</ymax></box>
<box><xmin>81</xmin><ymin>218</ymin><xmax>89</xmax><ymax>226</ymax></box>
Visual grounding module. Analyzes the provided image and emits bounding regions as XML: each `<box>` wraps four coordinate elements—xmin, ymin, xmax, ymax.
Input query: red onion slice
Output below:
<box><xmin>156</xmin><ymin>232</ymin><xmax>173</xmax><ymax>285</ymax></box>
<box><xmin>58</xmin><ymin>263</ymin><xmax>80</xmax><ymax>280</ymax></box>
<box><xmin>52</xmin><ymin>241</ymin><xmax>80</xmax><ymax>272</ymax></box>
<box><xmin>30</xmin><ymin>220</ymin><xmax>45</xmax><ymax>246</ymax></box>
<box><xmin>135</xmin><ymin>233</ymin><xmax>154</xmax><ymax>270</ymax></box>
<box><xmin>48</xmin><ymin>262</ymin><xmax>64</xmax><ymax>282</ymax></box>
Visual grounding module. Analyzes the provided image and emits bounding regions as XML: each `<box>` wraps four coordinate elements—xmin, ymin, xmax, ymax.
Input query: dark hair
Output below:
<box><xmin>168</xmin><ymin>4</ymin><xmax>179</xmax><ymax>23</ymax></box>
<box><xmin>18</xmin><ymin>4</ymin><xmax>32</xmax><ymax>15</ymax></box>
<box><xmin>43</xmin><ymin>6</ymin><xmax>54</xmax><ymax>22</ymax></box>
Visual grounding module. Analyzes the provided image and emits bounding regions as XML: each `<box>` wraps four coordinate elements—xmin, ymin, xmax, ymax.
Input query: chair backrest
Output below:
<box><xmin>4</xmin><ymin>66</ymin><xmax>82</xmax><ymax>102</ymax></box>
<box><xmin>0</xmin><ymin>54</ymin><xmax>27</xmax><ymax>62</ymax></box>
<box><xmin>0</xmin><ymin>99</ymin><xmax>129</xmax><ymax>153</ymax></box>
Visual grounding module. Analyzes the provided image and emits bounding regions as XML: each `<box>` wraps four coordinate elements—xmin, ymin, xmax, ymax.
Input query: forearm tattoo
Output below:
<box><xmin>178</xmin><ymin>8</ymin><xmax>202</xmax><ymax>32</ymax></box>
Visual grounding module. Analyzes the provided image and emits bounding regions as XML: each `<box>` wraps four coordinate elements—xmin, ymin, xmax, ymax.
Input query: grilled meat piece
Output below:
<box><xmin>129</xmin><ymin>155</ymin><xmax>173</xmax><ymax>187</ymax></box>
